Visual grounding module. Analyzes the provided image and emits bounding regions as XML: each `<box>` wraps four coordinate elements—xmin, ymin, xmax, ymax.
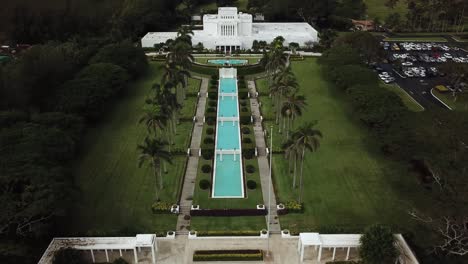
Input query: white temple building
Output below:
<box><xmin>141</xmin><ymin>7</ymin><xmax>319</xmax><ymax>52</ymax></box>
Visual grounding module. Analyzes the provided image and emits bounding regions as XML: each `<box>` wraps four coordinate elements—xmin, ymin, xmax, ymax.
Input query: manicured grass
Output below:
<box><xmin>69</xmin><ymin>62</ymin><xmax>189</xmax><ymax>234</ymax></box>
<box><xmin>432</xmin><ymin>90</ymin><xmax>468</xmax><ymax>111</ymax></box>
<box><xmin>383</xmin><ymin>37</ymin><xmax>448</xmax><ymax>42</ymax></box>
<box><xmin>257</xmin><ymin>59</ymin><xmax>432</xmax><ymax>240</ymax></box>
<box><xmin>364</xmin><ymin>0</ymin><xmax>407</xmax><ymax>20</ymax></box>
<box><xmin>382</xmin><ymin>84</ymin><xmax>425</xmax><ymax>112</ymax></box>
<box><xmin>179</xmin><ymin>96</ymin><xmax>198</xmax><ymax>119</ymax></box>
<box><xmin>187</xmin><ymin>77</ymin><xmax>202</xmax><ymax>95</ymax></box>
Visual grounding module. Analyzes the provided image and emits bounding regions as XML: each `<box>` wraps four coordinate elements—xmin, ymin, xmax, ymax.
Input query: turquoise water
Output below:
<box><xmin>208</xmin><ymin>59</ymin><xmax>248</xmax><ymax>65</ymax></box>
<box><xmin>216</xmin><ymin>121</ymin><xmax>240</xmax><ymax>150</ymax></box>
<box><xmin>212</xmin><ymin>74</ymin><xmax>244</xmax><ymax>198</ymax></box>
<box><xmin>219</xmin><ymin>78</ymin><xmax>237</xmax><ymax>93</ymax></box>
<box><xmin>213</xmin><ymin>154</ymin><xmax>243</xmax><ymax>197</ymax></box>
<box><xmin>217</xmin><ymin>97</ymin><xmax>238</xmax><ymax>117</ymax></box>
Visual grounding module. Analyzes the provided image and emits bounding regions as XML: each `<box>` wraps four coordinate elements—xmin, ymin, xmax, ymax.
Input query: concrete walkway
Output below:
<box><xmin>248</xmin><ymin>79</ymin><xmax>281</xmax><ymax>232</ymax></box>
<box><xmin>176</xmin><ymin>77</ymin><xmax>208</xmax><ymax>233</ymax></box>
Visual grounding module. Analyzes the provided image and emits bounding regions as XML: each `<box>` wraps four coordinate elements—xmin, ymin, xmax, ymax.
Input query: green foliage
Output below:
<box><xmin>56</xmin><ymin>63</ymin><xmax>130</xmax><ymax>120</ymax></box>
<box><xmin>91</xmin><ymin>41</ymin><xmax>148</xmax><ymax>79</ymax></box>
<box><xmin>113</xmin><ymin>257</ymin><xmax>130</xmax><ymax>264</ymax></box>
<box><xmin>193</xmin><ymin>252</ymin><xmax>263</xmax><ymax>261</ymax></box>
<box><xmin>360</xmin><ymin>225</ymin><xmax>397</xmax><ymax>264</ymax></box>
<box><xmin>196</xmin><ymin>230</ymin><xmax>261</xmax><ymax>236</ymax></box>
<box><xmin>334</xmin><ymin>32</ymin><xmax>382</xmax><ymax>64</ymax></box>
<box><xmin>151</xmin><ymin>201</ymin><xmax>173</xmax><ymax>214</ymax></box>
<box><xmin>53</xmin><ymin>248</ymin><xmax>85</xmax><ymax>264</ymax></box>
<box><xmin>199</xmin><ymin>179</ymin><xmax>211</xmax><ymax>190</ymax></box>
<box><xmin>247</xmin><ymin>180</ymin><xmax>257</xmax><ymax>190</ymax></box>
<box><xmin>284</xmin><ymin>200</ymin><xmax>303</xmax><ymax>213</ymax></box>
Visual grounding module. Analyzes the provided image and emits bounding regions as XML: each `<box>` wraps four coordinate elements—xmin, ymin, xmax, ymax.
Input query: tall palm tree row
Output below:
<box><xmin>281</xmin><ymin>93</ymin><xmax>307</xmax><ymax>139</ymax></box>
<box><xmin>290</xmin><ymin>122</ymin><xmax>322</xmax><ymax>203</ymax></box>
<box><xmin>270</xmin><ymin>66</ymin><xmax>299</xmax><ymax>128</ymax></box>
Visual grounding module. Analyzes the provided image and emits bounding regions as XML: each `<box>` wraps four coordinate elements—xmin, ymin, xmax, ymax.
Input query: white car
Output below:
<box><xmin>444</xmin><ymin>53</ymin><xmax>452</xmax><ymax>58</ymax></box>
<box><xmin>402</xmin><ymin>62</ymin><xmax>413</xmax><ymax>66</ymax></box>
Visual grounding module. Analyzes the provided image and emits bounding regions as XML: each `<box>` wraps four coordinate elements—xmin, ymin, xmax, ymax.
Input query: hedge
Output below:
<box><xmin>326</xmin><ymin>261</ymin><xmax>362</xmax><ymax>264</ymax></box>
<box><xmin>191</xmin><ymin>63</ymin><xmax>265</xmax><ymax>76</ymax></box>
<box><xmin>196</xmin><ymin>231</ymin><xmax>261</xmax><ymax>237</ymax></box>
<box><xmin>190</xmin><ymin>208</ymin><xmax>267</xmax><ymax>217</ymax></box>
<box><xmin>193</xmin><ymin>250</ymin><xmax>263</xmax><ymax>262</ymax></box>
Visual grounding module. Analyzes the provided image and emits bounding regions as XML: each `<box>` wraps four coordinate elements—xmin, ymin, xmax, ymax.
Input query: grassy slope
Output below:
<box><xmin>382</xmin><ymin>84</ymin><xmax>425</xmax><ymax>112</ymax></box>
<box><xmin>258</xmin><ymin>59</ymin><xmax>432</xmax><ymax>240</ymax></box>
<box><xmin>433</xmin><ymin>90</ymin><xmax>468</xmax><ymax>111</ymax></box>
<box><xmin>70</xmin><ymin>62</ymin><xmax>200</xmax><ymax>234</ymax></box>
<box><xmin>364</xmin><ymin>0</ymin><xmax>407</xmax><ymax>20</ymax></box>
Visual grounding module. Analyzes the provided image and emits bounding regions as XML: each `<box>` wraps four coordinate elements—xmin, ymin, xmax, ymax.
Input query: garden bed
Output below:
<box><xmin>193</xmin><ymin>249</ymin><xmax>263</xmax><ymax>262</ymax></box>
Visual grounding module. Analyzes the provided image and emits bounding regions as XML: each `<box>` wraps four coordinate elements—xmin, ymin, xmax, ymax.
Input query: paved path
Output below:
<box><xmin>248</xmin><ymin>80</ymin><xmax>281</xmax><ymax>232</ymax></box>
<box><xmin>176</xmin><ymin>77</ymin><xmax>208</xmax><ymax>232</ymax></box>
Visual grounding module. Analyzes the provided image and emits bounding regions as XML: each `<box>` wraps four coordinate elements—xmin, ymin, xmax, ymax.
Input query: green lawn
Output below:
<box><xmin>187</xmin><ymin>78</ymin><xmax>202</xmax><ymax>96</ymax></box>
<box><xmin>69</xmin><ymin>62</ymin><xmax>189</xmax><ymax>234</ymax></box>
<box><xmin>257</xmin><ymin>59</ymin><xmax>432</xmax><ymax>240</ymax></box>
<box><xmin>382</xmin><ymin>84</ymin><xmax>425</xmax><ymax>112</ymax></box>
<box><xmin>432</xmin><ymin>90</ymin><xmax>468</xmax><ymax>111</ymax></box>
<box><xmin>179</xmin><ymin>96</ymin><xmax>198</xmax><ymax>119</ymax></box>
<box><xmin>364</xmin><ymin>0</ymin><xmax>407</xmax><ymax>20</ymax></box>
<box><xmin>191</xmin><ymin>216</ymin><xmax>266</xmax><ymax>232</ymax></box>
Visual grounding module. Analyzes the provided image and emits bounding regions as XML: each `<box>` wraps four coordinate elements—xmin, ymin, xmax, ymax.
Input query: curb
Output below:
<box><xmin>430</xmin><ymin>88</ymin><xmax>453</xmax><ymax>110</ymax></box>
<box><xmin>394</xmin><ymin>84</ymin><xmax>425</xmax><ymax>111</ymax></box>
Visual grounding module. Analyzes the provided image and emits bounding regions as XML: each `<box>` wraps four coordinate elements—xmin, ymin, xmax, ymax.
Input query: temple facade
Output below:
<box><xmin>141</xmin><ymin>7</ymin><xmax>319</xmax><ymax>52</ymax></box>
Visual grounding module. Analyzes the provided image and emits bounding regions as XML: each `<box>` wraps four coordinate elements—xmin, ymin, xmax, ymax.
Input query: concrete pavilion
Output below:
<box><xmin>141</xmin><ymin>7</ymin><xmax>319</xmax><ymax>52</ymax></box>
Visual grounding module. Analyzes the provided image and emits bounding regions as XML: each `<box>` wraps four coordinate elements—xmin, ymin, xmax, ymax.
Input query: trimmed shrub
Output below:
<box><xmin>207</xmin><ymin>107</ymin><xmax>216</xmax><ymax>113</ymax></box>
<box><xmin>240</xmin><ymin>100</ymin><xmax>247</xmax><ymax>107</ymax></box>
<box><xmin>206</xmin><ymin>117</ymin><xmax>216</xmax><ymax>125</ymax></box>
<box><xmin>208</xmin><ymin>100</ymin><xmax>217</xmax><ymax>107</ymax></box>
<box><xmin>242</xmin><ymin>127</ymin><xmax>251</xmax><ymax>134</ymax></box>
<box><xmin>240</xmin><ymin>116</ymin><xmax>251</xmax><ymax>125</ymax></box>
<box><xmin>211</xmin><ymin>74</ymin><xmax>218</xmax><ymax>80</ymax></box>
<box><xmin>247</xmin><ymin>180</ymin><xmax>257</xmax><ymax>190</ymax></box>
<box><xmin>202</xmin><ymin>150</ymin><xmax>214</xmax><ymax>160</ymax></box>
<box><xmin>208</xmin><ymin>92</ymin><xmax>218</xmax><ymax>100</ymax></box>
<box><xmin>197</xmin><ymin>231</ymin><xmax>260</xmax><ymax>237</ymax></box>
<box><xmin>206</xmin><ymin>127</ymin><xmax>214</xmax><ymax>135</ymax></box>
<box><xmin>246</xmin><ymin>165</ymin><xmax>255</xmax><ymax>173</ymax></box>
<box><xmin>193</xmin><ymin>250</ymin><xmax>263</xmax><ymax>262</ymax></box>
<box><xmin>151</xmin><ymin>201</ymin><xmax>173</xmax><ymax>214</ymax></box>
<box><xmin>204</xmin><ymin>137</ymin><xmax>214</xmax><ymax>144</ymax></box>
<box><xmin>199</xmin><ymin>179</ymin><xmax>210</xmax><ymax>190</ymax></box>
<box><xmin>241</xmin><ymin>107</ymin><xmax>248</xmax><ymax>112</ymax></box>
<box><xmin>243</xmin><ymin>138</ymin><xmax>252</xmax><ymax>144</ymax></box>
<box><xmin>202</xmin><ymin>164</ymin><xmax>212</xmax><ymax>173</ymax></box>
<box><xmin>113</xmin><ymin>258</ymin><xmax>129</xmax><ymax>264</ymax></box>
<box><xmin>243</xmin><ymin>149</ymin><xmax>255</xmax><ymax>160</ymax></box>
<box><xmin>210</xmin><ymin>79</ymin><xmax>218</xmax><ymax>85</ymax></box>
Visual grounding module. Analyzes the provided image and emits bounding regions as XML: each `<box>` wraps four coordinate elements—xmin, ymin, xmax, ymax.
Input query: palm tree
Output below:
<box><xmin>176</xmin><ymin>25</ymin><xmax>194</xmax><ymax>46</ymax></box>
<box><xmin>139</xmin><ymin>105</ymin><xmax>167</xmax><ymax>136</ymax></box>
<box><xmin>167</xmin><ymin>41</ymin><xmax>193</xmax><ymax>70</ymax></box>
<box><xmin>270</xmin><ymin>66</ymin><xmax>298</xmax><ymax>128</ymax></box>
<box><xmin>162</xmin><ymin>62</ymin><xmax>191</xmax><ymax>104</ymax></box>
<box><xmin>291</xmin><ymin>122</ymin><xmax>322</xmax><ymax>203</ymax></box>
<box><xmin>137</xmin><ymin>138</ymin><xmax>172</xmax><ymax>201</ymax></box>
<box><xmin>282</xmin><ymin>139</ymin><xmax>300</xmax><ymax>189</ymax></box>
<box><xmin>281</xmin><ymin>94</ymin><xmax>307</xmax><ymax>139</ymax></box>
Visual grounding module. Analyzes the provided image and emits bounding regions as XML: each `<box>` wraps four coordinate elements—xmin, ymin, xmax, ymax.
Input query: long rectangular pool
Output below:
<box><xmin>212</xmin><ymin>69</ymin><xmax>244</xmax><ymax>198</ymax></box>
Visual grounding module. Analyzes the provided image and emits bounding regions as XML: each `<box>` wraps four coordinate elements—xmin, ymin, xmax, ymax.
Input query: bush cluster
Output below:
<box><xmin>246</xmin><ymin>165</ymin><xmax>256</xmax><ymax>173</ymax></box>
<box><xmin>201</xmin><ymin>164</ymin><xmax>212</xmax><ymax>173</ymax></box>
<box><xmin>206</xmin><ymin>127</ymin><xmax>214</xmax><ymax>135</ymax></box>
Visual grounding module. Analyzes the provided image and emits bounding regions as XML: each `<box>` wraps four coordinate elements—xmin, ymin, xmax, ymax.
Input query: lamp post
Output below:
<box><xmin>266</xmin><ymin>125</ymin><xmax>273</xmax><ymax>257</ymax></box>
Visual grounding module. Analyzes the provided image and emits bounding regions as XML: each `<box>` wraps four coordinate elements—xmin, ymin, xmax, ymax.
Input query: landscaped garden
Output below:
<box><xmin>432</xmin><ymin>90</ymin><xmax>468</xmax><ymax>111</ymax></box>
<box><xmin>69</xmin><ymin>62</ymin><xmax>200</xmax><ymax>234</ymax></box>
<box><xmin>256</xmin><ymin>58</ymin><xmax>433</xmax><ymax>241</ymax></box>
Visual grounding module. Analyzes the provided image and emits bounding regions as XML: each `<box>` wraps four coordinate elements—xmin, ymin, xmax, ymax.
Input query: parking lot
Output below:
<box><xmin>375</xmin><ymin>41</ymin><xmax>468</xmax><ymax>109</ymax></box>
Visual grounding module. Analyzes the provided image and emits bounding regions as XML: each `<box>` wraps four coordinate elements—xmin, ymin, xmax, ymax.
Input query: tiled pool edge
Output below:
<box><xmin>211</xmin><ymin>68</ymin><xmax>245</xmax><ymax>198</ymax></box>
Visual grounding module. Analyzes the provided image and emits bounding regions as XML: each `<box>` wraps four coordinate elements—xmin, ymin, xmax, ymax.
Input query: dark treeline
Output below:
<box><xmin>248</xmin><ymin>0</ymin><xmax>367</xmax><ymax>30</ymax></box>
<box><xmin>1</xmin><ymin>0</ymin><xmax>187</xmax><ymax>44</ymax></box>
<box><xmin>0</xmin><ymin>36</ymin><xmax>148</xmax><ymax>264</ymax></box>
<box><xmin>319</xmin><ymin>32</ymin><xmax>468</xmax><ymax>263</ymax></box>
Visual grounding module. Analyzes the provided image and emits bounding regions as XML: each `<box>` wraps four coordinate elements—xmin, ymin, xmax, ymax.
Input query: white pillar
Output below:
<box><xmin>317</xmin><ymin>245</ymin><xmax>322</xmax><ymax>262</ymax></box>
<box><xmin>300</xmin><ymin>245</ymin><xmax>304</xmax><ymax>262</ymax></box>
<box><xmin>119</xmin><ymin>249</ymin><xmax>122</xmax><ymax>257</ymax></box>
<box><xmin>151</xmin><ymin>246</ymin><xmax>156</xmax><ymax>264</ymax></box>
<box><xmin>297</xmin><ymin>240</ymin><xmax>301</xmax><ymax>252</ymax></box>
<box><xmin>90</xmin><ymin>250</ymin><xmax>95</xmax><ymax>263</ymax></box>
<box><xmin>346</xmin><ymin>247</ymin><xmax>350</xmax><ymax>260</ymax></box>
<box><xmin>134</xmin><ymin>248</ymin><xmax>138</xmax><ymax>263</ymax></box>
<box><xmin>105</xmin><ymin>249</ymin><xmax>109</xmax><ymax>262</ymax></box>
<box><xmin>332</xmin><ymin>247</ymin><xmax>336</xmax><ymax>260</ymax></box>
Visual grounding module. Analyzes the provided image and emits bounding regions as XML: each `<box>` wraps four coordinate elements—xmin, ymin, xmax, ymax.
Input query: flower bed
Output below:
<box><xmin>151</xmin><ymin>201</ymin><xmax>173</xmax><ymax>214</ymax></box>
<box><xmin>193</xmin><ymin>249</ymin><xmax>263</xmax><ymax>262</ymax></box>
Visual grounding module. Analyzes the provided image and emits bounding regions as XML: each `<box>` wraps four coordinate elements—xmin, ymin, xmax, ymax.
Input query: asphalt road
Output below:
<box><xmin>377</xmin><ymin>41</ymin><xmax>468</xmax><ymax>109</ymax></box>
